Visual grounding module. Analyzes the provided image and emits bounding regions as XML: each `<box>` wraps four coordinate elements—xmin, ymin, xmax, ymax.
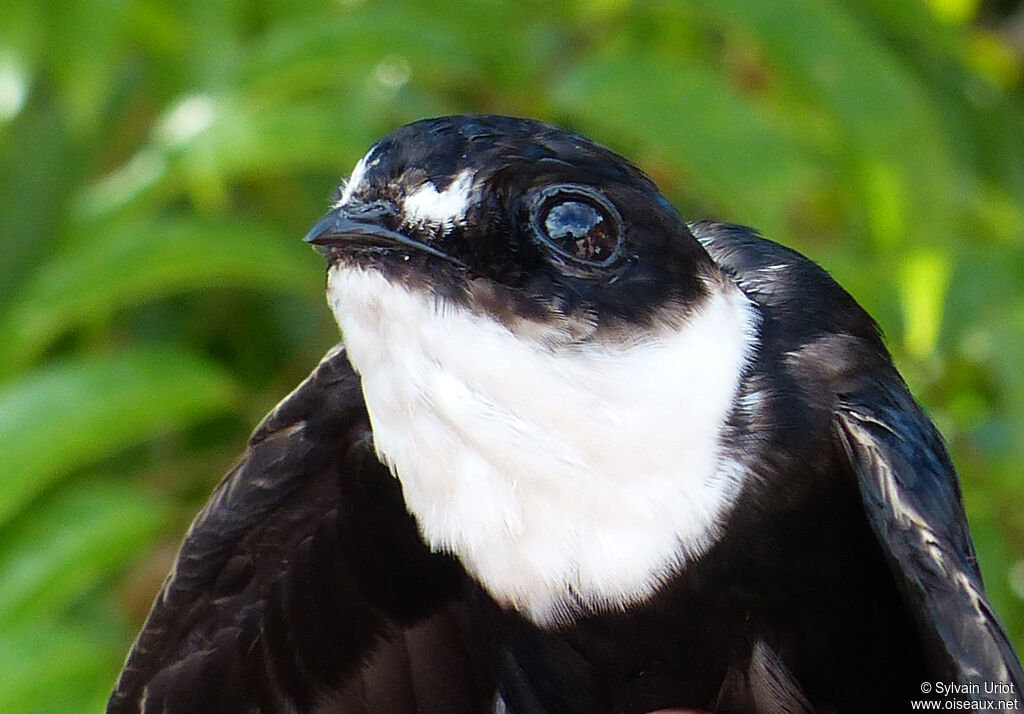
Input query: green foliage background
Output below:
<box><xmin>1</xmin><ymin>0</ymin><xmax>1023</xmax><ymax>710</ymax></box>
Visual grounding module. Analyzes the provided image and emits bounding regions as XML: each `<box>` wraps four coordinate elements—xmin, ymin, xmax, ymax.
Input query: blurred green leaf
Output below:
<box><xmin>47</xmin><ymin>0</ymin><xmax>130</xmax><ymax>136</ymax></box>
<box><xmin>0</xmin><ymin>347</ymin><xmax>238</xmax><ymax>526</ymax></box>
<box><xmin>0</xmin><ymin>616</ymin><xmax>124</xmax><ymax>714</ymax></box>
<box><xmin>692</xmin><ymin>0</ymin><xmax>962</xmax><ymax>246</ymax></box>
<box><xmin>898</xmin><ymin>248</ymin><xmax>953</xmax><ymax>358</ymax></box>
<box><xmin>79</xmin><ymin>97</ymin><xmax>370</xmax><ymax>217</ymax></box>
<box><xmin>553</xmin><ymin>51</ymin><xmax>820</xmax><ymax>237</ymax></box>
<box><xmin>0</xmin><ymin>478</ymin><xmax>169</xmax><ymax>622</ymax></box>
<box><xmin>0</xmin><ymin>217</ymin><xmax>320</xmax><ymax>373</ymax></box>
<box><xmin>0</xmin><ymin>109</ymin><xmax>79</xmax><ymax>305</ymax></box>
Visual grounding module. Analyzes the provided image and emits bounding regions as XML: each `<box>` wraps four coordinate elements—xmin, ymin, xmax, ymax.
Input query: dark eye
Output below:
<box><xmin>529</xmin><ymin>186</ymin><xmax>625</xmax><ymax>276</ymax></box>
<box><xmin>543</xmin><ymin>200</ymin><xmax>616</xmax><ymax>261</ymax></box>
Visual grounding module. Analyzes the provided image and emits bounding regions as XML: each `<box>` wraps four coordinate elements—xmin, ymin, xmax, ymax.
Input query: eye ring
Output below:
<box><xmin>526</xmin><ymin>184</ymin><xmax>626</xmax><ymax>278</ymax></box>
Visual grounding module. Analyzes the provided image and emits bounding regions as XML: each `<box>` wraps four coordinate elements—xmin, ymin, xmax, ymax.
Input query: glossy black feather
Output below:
<box><xmin>696</xmin><ymin>221</ymin><xmax>1023</xmax><ymax>707</ymax></box>
<box><xmin>108</xmin><ymin>346</ymin><xmax>489</xmax><ymax>714</ymax></box>
<box><xmin>836</xmin><ymin>382</ymin><xmax>1024</xmax><ymax>701</ymax></box>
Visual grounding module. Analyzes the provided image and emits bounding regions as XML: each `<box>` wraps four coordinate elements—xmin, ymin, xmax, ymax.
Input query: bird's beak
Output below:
<box><xmin>303</xmin><ymin>205</ymin><xmax>463</xmax><ymax>265</ymax></box>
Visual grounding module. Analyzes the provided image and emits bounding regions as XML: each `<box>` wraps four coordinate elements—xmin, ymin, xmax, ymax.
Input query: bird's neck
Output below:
<box><xmin>328</xmin><ymin>266</ymin><xmax>759</xmax><ymax>625</ymax></box>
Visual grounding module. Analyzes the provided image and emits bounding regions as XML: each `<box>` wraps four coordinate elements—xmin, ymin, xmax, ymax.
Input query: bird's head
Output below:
<box><xmin>306</xmin><ymin>115</ymin><xmax>722</xmax><ymax>344</ymax></box>
<box><xmin>304</xmin><ymin>117</ymin><xmax>760</xmax><ymax>623</ymax></box>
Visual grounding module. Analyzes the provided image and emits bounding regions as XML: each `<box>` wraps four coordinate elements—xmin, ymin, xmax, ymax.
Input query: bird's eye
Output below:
<box><xmin>528</xmin><ymin>186</ymin><xmax>625</xmax><ymax>277</ymax></box>
<box><xmin>543</xmin><ymin>201</ymin><xmax>616</xmax><ymax>262</ymax></box>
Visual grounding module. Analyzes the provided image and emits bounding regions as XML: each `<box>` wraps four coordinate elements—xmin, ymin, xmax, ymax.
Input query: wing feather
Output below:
<box><xmin>108</xmin><ymin>346</ymin><xmax>485</xmax><ymax>713</ymax></box>
<box><xmin>834</xmin><ymin>380</ymin><xmax>1023</xmax><ymax>701</ymax></box>
<box><xmin>695</xmin><ymin>221</ymin><xmax>1023</xmax><ymax>703</ymax></box>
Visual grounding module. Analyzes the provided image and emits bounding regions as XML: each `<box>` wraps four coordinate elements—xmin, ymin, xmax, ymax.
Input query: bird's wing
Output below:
<box><xmin>693</xmin><ymin>221</ymin><xmax>1022</xmax><ymax>701</ymax></box>
<box><xmin>833</xmin><ymin>378</ymin><xmax>1023</xmax><ymax>700</ymax></box>
<box><xmin>108</xmin><ymin>345</ymin><xmax>490</xmax><ymax>714</ymax></box>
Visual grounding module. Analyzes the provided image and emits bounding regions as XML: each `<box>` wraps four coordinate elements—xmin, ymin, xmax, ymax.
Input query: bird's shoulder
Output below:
<box><xmin>691</xmin><ymin>220</ymin><xmax>893</xmax><ymax>398</ymax></box>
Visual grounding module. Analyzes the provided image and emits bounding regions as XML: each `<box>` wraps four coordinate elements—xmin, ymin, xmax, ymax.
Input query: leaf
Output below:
<box><xmin>46</xmin><ymin>0</ymin><xmax>131</xmax><ymax>135</ymax></box>
<box><xmin>0</xmin><ymin>217</ymin><xmax>321</xmax><ymax>373</ymax></box>
<box><xmin>0</xmin><ymin>347</ymin><xmax>238</xmax><ymax>526</ymax></box>
<box><xmin>898</xmin><ymin>248</ymin><xmax>952</xmax><ymax>358</ymax></box>
<box><xmin>241</xmin><ymin>1</ymin><xmax>552</xmax><ymax>98</ymax></box>
<box><xmin>0</xmin><ymin>477</ymin><xmax>169</xmax><ymax>621</ymax></box>
<box><xmin>79</xmin><ymin>1</ymin><xmax>558</xmax><ymax>219</ymax></box>
<box><xmin>0</xmin><ymin>616</ymin><xmax>125</xmax><ymax>714</ymax></box>
<box><xmin>78</xmin><ymin>97</ymin><xmax>368</xmax><ymax>218</ymax></box>
<box><xmin>688</xmin><ymin>0</ymin><xmax>961</xmax><ymax>245</ymax></box>
<box><xmin>0</xmin><ymin>106</ymin><xmax>79</xmax><ymax>306</ymax></box>
<box><xmin>552</xmin><ymin>51</ymin><xmax>820</xmax><ymax>238</ymax></box>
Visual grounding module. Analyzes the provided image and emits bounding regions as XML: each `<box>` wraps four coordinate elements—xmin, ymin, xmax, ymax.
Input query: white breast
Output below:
<box><xmin>328</xmin><ymin>267</ymin><xmax>759</xmax><ymax>625</ymax></box>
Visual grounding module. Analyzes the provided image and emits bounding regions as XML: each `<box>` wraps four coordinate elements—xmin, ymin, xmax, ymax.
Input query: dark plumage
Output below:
<box><xmin>109</xmin><ymin>116</ymin><xmax>1022</xmax><ymax>714</ymax></box>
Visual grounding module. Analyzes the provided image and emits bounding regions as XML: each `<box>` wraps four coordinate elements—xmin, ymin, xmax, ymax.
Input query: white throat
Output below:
<box><xmin>328</xmin><ymin>267</ymin><xmax>759</xmax><ymax>625</ymax></box>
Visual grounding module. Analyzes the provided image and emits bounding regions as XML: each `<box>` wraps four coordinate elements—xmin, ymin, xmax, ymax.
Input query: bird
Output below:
<box><xmin>108</xmin><ymin>115</ymin><xmax>1023</xmax><ymax>714</ymax></box>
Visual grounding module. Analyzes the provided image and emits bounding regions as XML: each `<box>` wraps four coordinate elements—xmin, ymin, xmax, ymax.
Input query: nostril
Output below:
<box><xmin>349</xmin><ymin>201</ymin><xmax>397</xmax><ymax>222</ymax></box>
